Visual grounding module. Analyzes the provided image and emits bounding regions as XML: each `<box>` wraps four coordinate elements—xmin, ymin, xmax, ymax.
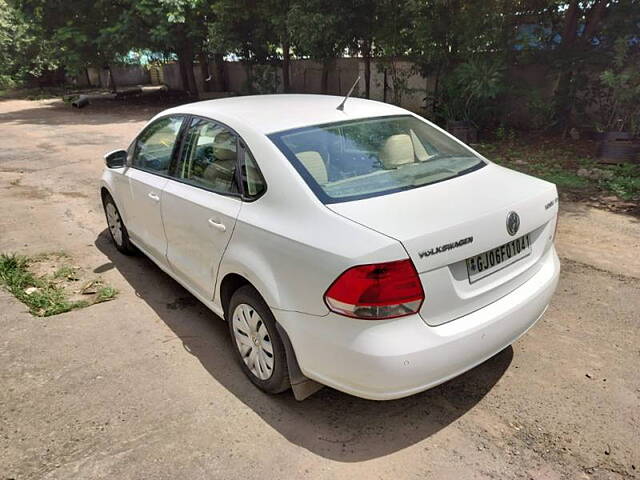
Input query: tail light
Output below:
<box><xmin>324</xmin><ymin>259</ymin><xmax>424</xmax><ymax>320</ymax></box>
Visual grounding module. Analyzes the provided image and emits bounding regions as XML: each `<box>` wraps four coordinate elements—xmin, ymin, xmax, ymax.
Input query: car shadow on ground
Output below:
<box><xmin>96</xmin><ymin>229</ymin><xmax>512</xmax><ymax>462</ymax></box>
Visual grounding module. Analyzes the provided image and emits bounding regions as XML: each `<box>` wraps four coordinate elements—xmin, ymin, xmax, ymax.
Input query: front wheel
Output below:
<box><xmin>228</xmin><ymin>286</ymin><xmax>290</xmax><ymax>394</ymax></box>
<box><xmin>102</xmin><ymin>193</ymin><xmax>136</xmax><ymax>255</ymax></box>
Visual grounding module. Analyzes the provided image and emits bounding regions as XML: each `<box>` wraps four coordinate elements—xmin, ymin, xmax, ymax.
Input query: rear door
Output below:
<box><xmin>124</xmin><ymin>115</ymin><xmax>185</xmax><ymax>261</ymax></box>
<box><xmin>162</xmin><ymin>117</ymin><xmax>242</xmax><ymax>299</ymax></box>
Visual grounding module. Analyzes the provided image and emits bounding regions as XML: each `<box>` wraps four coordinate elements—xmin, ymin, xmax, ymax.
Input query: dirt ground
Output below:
<box><xmin>0</xmin><ymin>98</ymin><xmax>638</xmax><ymax>480</ymax></box>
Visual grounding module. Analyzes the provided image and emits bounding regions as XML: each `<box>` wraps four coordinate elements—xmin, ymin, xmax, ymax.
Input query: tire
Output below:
<box><xmin>228</xmin><ymin>285</ymin><xmax>290</xmax><ymax>394</ymax></box>
<box><xmin>102</xmin><ymin>192</ymin><xmax>136</xmax><ymax>255</ymax></box>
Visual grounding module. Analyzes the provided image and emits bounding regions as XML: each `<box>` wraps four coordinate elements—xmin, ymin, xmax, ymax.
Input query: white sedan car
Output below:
<box><xmin>101</xmin><ymin>94</ymin><xmax>560</xmax><ymax>400</ymax></box>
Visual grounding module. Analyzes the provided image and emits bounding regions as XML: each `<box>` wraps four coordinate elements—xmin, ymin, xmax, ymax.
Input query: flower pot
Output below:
<box><xmin>447</xmin><ymin>121</ymin><xmax>478</xmax><ymax>144</ymax></box>
<box><xmin>596</xmin><ymin>132</ymin><xmax>640</xmax><ymax>164</ymax></box>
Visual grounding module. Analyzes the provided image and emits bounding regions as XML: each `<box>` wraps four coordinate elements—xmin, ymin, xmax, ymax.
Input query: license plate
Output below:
<box><xmin>465</xmin><ymin>234</ymin><xmax>531</xmax><ymax>283</ymax></box>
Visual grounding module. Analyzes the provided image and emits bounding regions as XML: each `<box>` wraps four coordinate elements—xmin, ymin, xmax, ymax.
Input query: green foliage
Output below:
<box><xmin>0</xmin><ymin>0</ymin><xmax>59</xmax><ymax>87</ymax></box>
<box><xmin>0</xmin><ymin>253</ymin><xmax>117</xmax><ymax>317</ymax></box>
<box><xmin>478</xmin><ymin>134</ymin><xmax>640</xmax><ymax>202</ymax></box>
<box><xmin>495</xmin><ymin>126</ymin><xmax>517</xmax><ymax>143</ymax></box>
<box><xmin>533</xmin><ymin>168</ymin><xmax>589</xmax><ymax>189</ymax></box>
<box><xmin>0</xmin><ymin>254</ymin><xmax>86</xmax><ymax>316</ymax></box>
<box><xmin>288</xmin><ymin>0</ymin><xmax>353</xmax><ymax>61</ymax></box>
<box><xmin>3</xmin><ymin>0</ymin><xmax>638</xmax><ymax>133</ymax></box>
<box><xmin>244</xmin><ymin>64</ymin><xmax>281</xmax><ymax>94</ymax></box>
<box><xmin>435</xmin><ymin>57</ymin><xmax>506</xmax><ymax>127</ymax></box>
<box><xmin>526</xmin><ymin>90</ymin><xmax>556</xmax><ymax>131</ymax></box>
<box><xmin>602</xmin><ymin>164</ymin><xmax>640</xmax><ymax>200</ymax></box>
<box><xmin>594</xmin><ymin>38</ymin><xmax>640</xmax><ymax>134</ymax></box>
<box><xmin>96</xmin><ymin>286</ymin><xmax>118</xmax><ymax>303</ymax></box>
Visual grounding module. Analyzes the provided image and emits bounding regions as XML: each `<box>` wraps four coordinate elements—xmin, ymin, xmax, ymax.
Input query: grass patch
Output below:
<box><xmin>53</xmin><ymin>264</ymin><xmax>78</xmax><ymax>280</ymax></box>
<box><xmin>96</xmin><ymin>286</ymin><xmax>118</xmax><ymax>303</ymax></box>
<box><xmin>601</xmin><ymin>164</ymin><xmax>640</xmax><ymax>201</ymax></box>
<box><xmin>476</xmin><ymin>135</ymin><xmax>640</xmax><ymax>205</ymax></box>
<box><xmin>533</xmin><ymin>168</ymin><xmax>589</xmax><ymax>189</ymax></box>
<box><xmin>0</xmin><ymin>253</ymin><xmax>117</xmax><ymax>317</ymax></box>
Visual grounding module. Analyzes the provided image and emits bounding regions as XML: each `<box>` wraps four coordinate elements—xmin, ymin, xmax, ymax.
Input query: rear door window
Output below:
<box><xmin>172</xmin><ymin>118</ymin><xmax>239</xmax><ymax>194</ymax></box>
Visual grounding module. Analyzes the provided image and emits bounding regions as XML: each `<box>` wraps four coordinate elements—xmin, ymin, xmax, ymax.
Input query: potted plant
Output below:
<box><xmin>437</xmin><ymin>58</ymin><xmax>505</xmax><ymax>143</ymax></box>
<box><xmin>593</xmin><ymin>38</ymin><xmax>640</xmax><ymax>164</ymax></box>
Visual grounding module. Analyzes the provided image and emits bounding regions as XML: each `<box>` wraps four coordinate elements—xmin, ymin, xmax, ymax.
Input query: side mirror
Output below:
<box><xmin>104</xmin><ymin>149</ymin><xmax>127</xmax><ymax>168</ymax></box>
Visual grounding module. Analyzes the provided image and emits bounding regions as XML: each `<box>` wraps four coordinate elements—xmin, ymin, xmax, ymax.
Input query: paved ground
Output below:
<box><xmin>0</xmin><ymin>98</ymin><xmax>638</xmax><ymax>480</ymax></box>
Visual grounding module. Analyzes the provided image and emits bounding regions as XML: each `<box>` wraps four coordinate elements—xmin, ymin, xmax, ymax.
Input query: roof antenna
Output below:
<box><xmin>336</xmin><ymin>75</ymin><xmax>361</xmax><ymax>111</ymax></box>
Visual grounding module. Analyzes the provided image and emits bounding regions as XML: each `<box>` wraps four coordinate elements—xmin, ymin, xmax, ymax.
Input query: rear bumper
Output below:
<box><xmin>275</xmin><ymin>246</ymin><xmax>560</xmax><ymax>400</ymax></box>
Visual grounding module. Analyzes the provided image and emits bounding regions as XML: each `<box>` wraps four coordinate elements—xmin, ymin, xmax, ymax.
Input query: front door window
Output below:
<box><xmin>132</xmin><ymin>116</ymin><xmax>184</xmax><ymax>175</ymax></box>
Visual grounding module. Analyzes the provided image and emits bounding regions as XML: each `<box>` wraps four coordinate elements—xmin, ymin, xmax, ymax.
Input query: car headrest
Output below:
<box><xmin>213</xmin><ymin>131</ymin><xmax>236</xmax><ymax>161</ymax></box>
<box><xmin>295</xmin><ymin>151</ymin><xmax>328</xmax><ymax>184</ymax></box>
<box><xmin>379</xmin><ymin>134</ymin><xmax>415</xmax><ymax>169</ymax></box>
<box><xmin>410</xmin><ymin>129</ymin><xmax>430</xmax><ymax>161</ymax></box>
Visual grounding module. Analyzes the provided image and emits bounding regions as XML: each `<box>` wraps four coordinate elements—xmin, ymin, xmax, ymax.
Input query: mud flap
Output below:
<box><xmin>276</xmin><ymin>323</ymin><xmax>324</xmax><ymax>401</ymax></box>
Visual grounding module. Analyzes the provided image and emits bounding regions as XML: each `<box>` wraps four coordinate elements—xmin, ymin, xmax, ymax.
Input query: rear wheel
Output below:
<box><xmin>102</xmin><ymin>193</ymin><xmax>135</xmax><ymax>255</ymax></box>
<box><xmin>228</xmin><ymin>285</ymin><xmax>290</xmax><ymax>394</ymax></box>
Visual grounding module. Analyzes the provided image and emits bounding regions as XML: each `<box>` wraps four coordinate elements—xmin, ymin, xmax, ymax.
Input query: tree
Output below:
<box><xmin>1</xmin><ymin>0</ymin><xmax>58</xmax><ymax>88</ymax></box>
<box><xmin>553</xmin><ymin>0</ymin><xmax>609</xmax><ymax>129</ymax></box>
<box><xmin>209</xmin><ymin>0</ymin><xmax>279</xmax><ymax>93</ymax></box>
<box><xmin>349</xmin><ymin>0</ymin><xmax>383</xmax><ymax>98</ymax></box>
<box><xmin>10</xmin><ymin>0</ymin><xmax>126</xmax><ymax>80</ymax></box>
<box><xmin>288</xmin><ymin>0</ymin><xmax>353</xmax><ymax>94</ymax></box>
<box><xmin>261</xmin><ymin>0</ymin><xmax>294</xmax><ymax>92</ymax></box>
<box><xmin>113</xmin><ymin>0</ymin><xmax>214</xmax><ymax>95</ymax></box>
<box><xmin>12</xmin><ymin>0</ymin><xmax>216</xmax><ymax>94</ymax></box>
<box><xmin>516</xmin><ymin>0</ymin><xmax>639</xmax><ymax>130</ymax></box>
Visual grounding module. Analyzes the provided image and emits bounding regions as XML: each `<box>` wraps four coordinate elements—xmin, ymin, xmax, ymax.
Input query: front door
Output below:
<box><xmin>124</xmin><ymin>115</ymin><xmax>185</xmax><ymax>261</ymax></box>
<box><xmin>162</xmin><ymin>117</ymin><xmax>242</xmax><ymax>299</ymax></box>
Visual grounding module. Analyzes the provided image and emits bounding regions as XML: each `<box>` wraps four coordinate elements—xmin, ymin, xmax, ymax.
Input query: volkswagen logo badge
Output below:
<box><xmin>506</xmin><ymin>211</ymin><xmax>520</xmax><ymax>236</ymax></box>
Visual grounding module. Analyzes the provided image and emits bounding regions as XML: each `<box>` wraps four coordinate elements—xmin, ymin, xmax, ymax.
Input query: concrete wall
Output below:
<box><xmin>162</xmin><ymin>63</ymin><xmax>183</xmax><ymax>91</ymax></box>
<box><xmin>158</xmin><ymin>58</ymin><xmax>360</xmax><ymax>96</ymax></box>
<box><xmin>362</xmin><ymin>59</ymin><xmax>429</xmax><ymax>113</ymax></box>
<box><xmin>110</xmin><ymin>65</ymin><xmax>149</xmax><ymax>86</ymax></box>
<box><xmin>289</xmin><ymin>58</ymin><xmax>360</xmax><ymax>95</ymax></box>
<box><xmin>72</xmin><ymin>59</ymin><xmax>558</xmax><ymax>121</ymax></box>
<box><xmin>80</xmin><ymin>66</ymin><xmax>150</xmax><ymax>89</ymax></box>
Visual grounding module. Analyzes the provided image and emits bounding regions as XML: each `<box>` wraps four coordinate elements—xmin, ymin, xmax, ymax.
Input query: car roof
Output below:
<box><xmin>160</xmin><ymin>94</ymin><xmax>410</xmax><ymax>135</ymax></box>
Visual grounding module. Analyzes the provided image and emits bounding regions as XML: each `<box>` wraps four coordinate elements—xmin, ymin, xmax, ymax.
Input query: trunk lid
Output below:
<box><xmin>327</xmin><ymin>163</ymin><xmax>559</xmax><ymax>326</ymax></box>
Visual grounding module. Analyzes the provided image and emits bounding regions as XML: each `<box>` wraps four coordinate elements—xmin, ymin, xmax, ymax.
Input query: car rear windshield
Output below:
<box><xmin>269</xmin><ymin>115</ymin><xmax>486</xmax><ymax>203</ymax></box>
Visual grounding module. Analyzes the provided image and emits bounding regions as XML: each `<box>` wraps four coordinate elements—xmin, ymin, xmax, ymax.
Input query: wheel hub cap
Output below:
<box><xmin>231</xmin><ymin>303</ymin><xmax>274</xmax><ymax>381</ymax></box>
<box><xmin>105</xmin><ymin>203</ymin><xmax>123</xmax><ymax>246</ymax></box>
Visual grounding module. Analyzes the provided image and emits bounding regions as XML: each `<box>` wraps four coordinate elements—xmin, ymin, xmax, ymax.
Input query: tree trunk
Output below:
<box><xmin>178</xmin><ymin>46</ymin><xmax>198</xmax><ymax>96</ymax></box>
<box><xmin>554</xmin><ymin>0</ymin><xmax>580</xmax><ymax>130</ymax></box>
<box><xmin>107</xmin><ymin>65</ymin><xmax>118</xmax><ymax>93</ymax></box>
<box><xmin>583</xmin><ymin>0</ymin><xmax>607</xmax><ymax>41</ymax></box>
<box><xmin>321</xmin><ymin>60</ymin><xmax>330</xmax><ymax>94</ymax></box>
<box><xmin>198</xmin><ymin>50</ymin><xmax>210</xmax><ymax>93</ymax></box>
<box><xmin>282</xmin><ymin>37</ymin><xmax>291</xmax><ymax>93</ymax></box>
<box><xmin>555</xmin><ymin>0</ymin><xmax>607</xmax><ymax>131</ymax></box>
<box><xmin>245</xmin><ymin>63</ymin><xmax>254</xmax><ymax>94</ymax></box>
<box><xmin>383</xmin><ymin>68</ymin><xmax>388</xmax><ymax>103</ymax></box>
<box><xmin>178</xmin><ymin>56</ymin><xmax>189</xmax><ymax>93</ymax></box>
<box><xmin>212</xmin><ymin>53</ymin><xmax>227</xmax><ymax>91</ymax></box>
<box><xmin>363</xmin><ymin>40</ymin><xmax>371</xmax><ymax>99</ymax></box>
<box><xmin>432</xmin><ymin>66</ymin><xmax>441</xmax><ymax>115</ymax></box>
<box><xmin>560</xmin><ymin>0</ymin><xmax>579</xmax><ymax>47</ymax></box>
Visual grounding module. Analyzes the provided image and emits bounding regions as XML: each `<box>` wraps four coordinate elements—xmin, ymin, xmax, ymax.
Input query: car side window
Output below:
<box><xmin>132</xmin><ymin>116</ymin><xmax>184</xmax><ymax>174</ymax></box>
<box><xmin>241</xmin><ymin>149</ymin><xmax>266</xmax><ymax>198</ymax></box>
<box><xmin>174</xmin><ymin>118</ymin><xmax>239</xmax><ymax>194</ymax></box>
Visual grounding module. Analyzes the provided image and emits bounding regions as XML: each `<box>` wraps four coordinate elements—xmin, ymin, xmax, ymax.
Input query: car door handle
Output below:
<box><xmin>208</xmin><ymin>218</ymin><xmax>226</xmax><ymax>232</ymax></box>
<box><xmin>147</xmin><ymin>192</ymin><xmax>160</xmax><ymax>202</ymax></box>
